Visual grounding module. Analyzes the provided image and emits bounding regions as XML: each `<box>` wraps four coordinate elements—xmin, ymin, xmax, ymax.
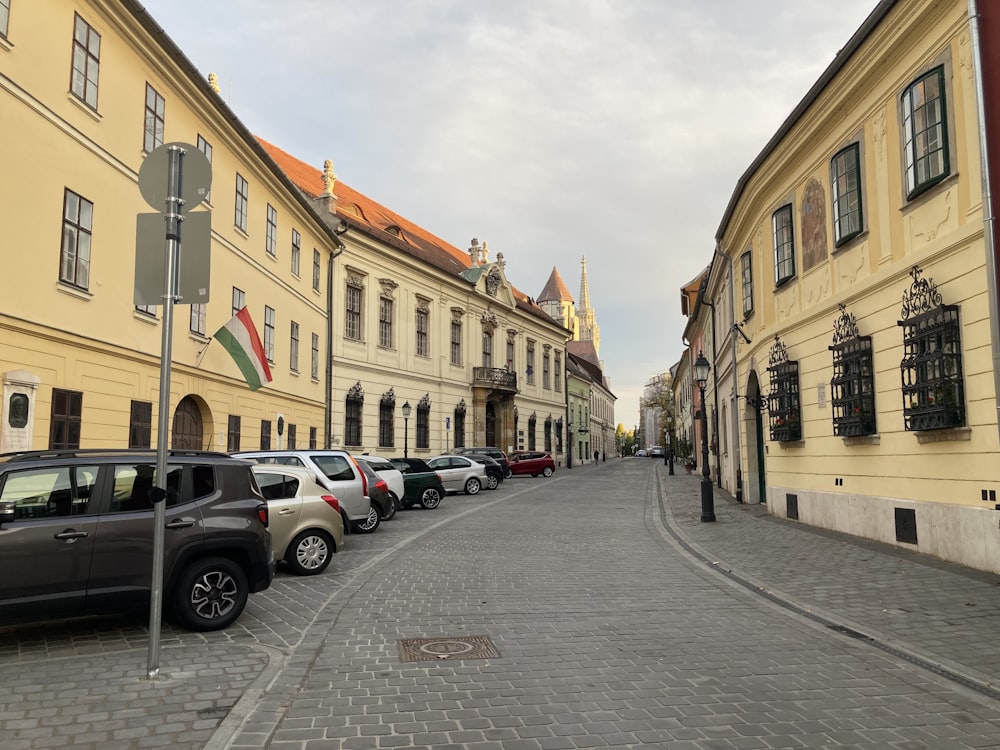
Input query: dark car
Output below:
<box><xmin>355</xmin><ymin>460</ymin><xmax>397</xmax><ymax>524</ymax></box>
<box><xmin>508</xmin><ymin>451</ymin><xmax>556</xmax><ymax>477</ymax></box>
<box><xmin>388</xmin><ymin>458</ymin><xmax>446</xmax><ymax>509</ymax></box>
<box><xmin>0</xmin><ymin>449</ymin><xmax>274</xmax><ymax>631</ymax></box>
<box><xmin>452</xmin><ymin>446</ymin><xmax>510</xmax><ymax>477</ymax></box>
<box><xmin>463</xmin><ymin>453</ymin><xmax>504</xmax><ymax>490</ymax></box>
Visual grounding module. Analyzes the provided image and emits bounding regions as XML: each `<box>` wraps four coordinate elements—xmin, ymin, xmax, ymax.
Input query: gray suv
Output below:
<box><xmin>0</xmin><ymin>449</ymin><xmax>274</xmax><ymax>631</ymax></box>
<box><xmin>234</xmin><ymin>450</ymin><xmax>379</xmax><ymax>534</ymax></box>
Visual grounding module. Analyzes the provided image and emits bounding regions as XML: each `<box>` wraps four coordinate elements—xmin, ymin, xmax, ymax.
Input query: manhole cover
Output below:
<box><xmin>399</xmin><ymin>636</ymin><xmax>499</xmax><ymax>662</ymax></box>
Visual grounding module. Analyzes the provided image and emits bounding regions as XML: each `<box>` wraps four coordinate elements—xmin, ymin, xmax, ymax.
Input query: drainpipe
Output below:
<box><xmin>968</xmin><ymin>0</ymin><xmax>1000</xmax><ymax>439</ymax></box>
<box><xmin>723</xmin><ymin>244</ymin><xmax>744</xmax><ymax>502</ymax></box>
<box><xmin>325</xmin><ymin>220</ymin><xmax>348</xmax><ymax>448</ymax></box>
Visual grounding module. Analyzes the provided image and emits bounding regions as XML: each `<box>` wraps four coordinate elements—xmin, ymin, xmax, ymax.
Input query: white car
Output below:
<box><xmin>354</xmin><ymin>455</ymin><xmax>405</xmax><ymax>506</ymax></box>
<box><xmin>426</xmin><ymin>455</ymin><xmax>487</xmax><ymax>495</ymax></box>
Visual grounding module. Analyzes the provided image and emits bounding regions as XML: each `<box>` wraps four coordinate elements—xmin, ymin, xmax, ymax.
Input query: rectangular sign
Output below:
<box><xmin>134</xmin><ymin>212</ymin><xmax>211</xmax><ymax>306</ymax></box>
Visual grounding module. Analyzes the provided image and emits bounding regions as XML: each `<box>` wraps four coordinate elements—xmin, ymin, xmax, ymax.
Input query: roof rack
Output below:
<box><xmin>0</xmin><ymin>448</ymin><xmax>233</xmax><ymax>463</ymax></box>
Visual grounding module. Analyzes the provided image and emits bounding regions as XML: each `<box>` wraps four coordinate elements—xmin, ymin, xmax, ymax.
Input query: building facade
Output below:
<box><xmin>708</xmin><ymin>0</ymin><xmax>1000</xmax><ymax>573</ymax></box>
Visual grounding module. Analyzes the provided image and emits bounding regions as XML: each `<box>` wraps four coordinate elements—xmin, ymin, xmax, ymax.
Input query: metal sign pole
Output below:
<box><xmin>147</xmin><ymin>144</ymin><xmax>185</xmax><ymax>678</ymax></box>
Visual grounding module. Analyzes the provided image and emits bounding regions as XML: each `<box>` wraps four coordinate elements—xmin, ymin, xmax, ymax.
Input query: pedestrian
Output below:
<box><xmin>594</xmin><ymin>450</ymin><xmax>599</xmax><ymax>463</ymax></box>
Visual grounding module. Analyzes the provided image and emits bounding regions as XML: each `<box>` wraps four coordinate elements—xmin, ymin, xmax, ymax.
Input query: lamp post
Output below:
<box><xmin>401</xmin><ymin>401</ymin><xmax>411</xmax><ymax>458</ymax></box>
<box><xmin>694</xmin><ymin>351</ymin><xmax>715</xmax><ymax>522</ymax></box>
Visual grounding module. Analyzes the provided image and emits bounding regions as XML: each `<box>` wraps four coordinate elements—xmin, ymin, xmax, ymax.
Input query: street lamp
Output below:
<box><xmin>401</xmin><ymin>401</ymin><xmax>411</xmax><ymax>458</ymax></box>
<box><xmin>694</xmin><ymin>351</ymin><xmax>715</xmax><ymax>522</ymax></box>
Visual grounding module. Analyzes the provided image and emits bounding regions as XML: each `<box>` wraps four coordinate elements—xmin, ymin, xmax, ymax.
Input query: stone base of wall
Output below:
<box><xmin>766</xmin><ymin>486</ymin><xmax>1000</xmax><ymax>575</ymax></box>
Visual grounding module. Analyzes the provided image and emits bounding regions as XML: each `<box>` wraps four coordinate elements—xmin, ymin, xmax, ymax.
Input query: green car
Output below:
<box><xmin>388</xmin><ymin>458</ymin><xmax>446</xmax><ymax>509</ymax></box>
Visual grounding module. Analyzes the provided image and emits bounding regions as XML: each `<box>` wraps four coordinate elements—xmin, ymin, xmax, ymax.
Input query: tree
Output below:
<box><xmin>640</xmin><ymin>372</ymin><xmax>675</xmax><ymax>447</ymax></box>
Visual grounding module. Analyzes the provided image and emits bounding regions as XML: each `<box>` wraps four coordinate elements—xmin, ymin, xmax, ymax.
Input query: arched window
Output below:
<box><xmin>345</xmin><ymin>382</ymin><xmax>364</xmax><ymax>447</ymax></box>
<box><xmin>416</xmin><ymin>395</ymin><xmax>431</xmax><ymax>449</ymax></box>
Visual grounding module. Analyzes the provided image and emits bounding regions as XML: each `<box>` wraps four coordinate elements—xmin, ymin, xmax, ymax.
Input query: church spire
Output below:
<box><xmin>578</xmin><ymin>256</ymin><xmax>592</xmax><ymax>312</ymax></box>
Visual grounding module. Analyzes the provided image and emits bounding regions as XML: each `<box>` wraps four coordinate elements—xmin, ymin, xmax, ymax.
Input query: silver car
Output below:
<box><xmin>251</xmin><ymin>464</ymin><xmax>344</xmax><ymax>575</ymax></box>
<box><xmin>234</xmin><ymin>450</ymin><xmax>378</xmax><ymax>534</ymax></box>
<box><xmin>426</xmin><ymin>455</ymin><xmax>487</xmax><ymax>495</ymax></box>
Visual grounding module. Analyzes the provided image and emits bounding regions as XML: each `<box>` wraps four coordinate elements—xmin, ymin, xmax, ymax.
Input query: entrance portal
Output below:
<box><xmin>172</xmin><ymin>396</ymin><xmax>205</xmax><ymax>450</ymax></box>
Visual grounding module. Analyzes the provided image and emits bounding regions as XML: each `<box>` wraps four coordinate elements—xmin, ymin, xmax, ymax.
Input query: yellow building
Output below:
<box><xmin>711</xmin><ymin>0</ymin><xmax>1000</xmax><ymax>572</ymax></box>
<box><xmin>0</xmin><ymin>0</ymin><xmax>339</xmax><ymax>452</ymax></box>
<box><xmin>0</xmin><ymin>0</ymin><xmax>571</xmax><ymax>458</ymax></box>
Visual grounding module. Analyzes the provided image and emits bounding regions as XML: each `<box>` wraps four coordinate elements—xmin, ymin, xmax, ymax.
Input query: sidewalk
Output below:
<box><xmin>655</xmin><ymin>463</ymin><xmax>1000</xmax><ymax>700</ymax></box>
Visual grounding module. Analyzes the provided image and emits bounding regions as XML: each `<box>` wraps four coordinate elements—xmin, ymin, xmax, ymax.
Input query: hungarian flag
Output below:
<box><xmin>214</xmin><ymin>307</ymin><xmax>272</xmax><ymax>391</ymax></box>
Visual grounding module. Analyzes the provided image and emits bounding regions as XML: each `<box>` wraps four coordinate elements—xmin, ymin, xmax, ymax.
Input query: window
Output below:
<box><xmin>143</xmin><ymin>83</ymin><xmax>165</xmax><ymax>153</ymax></box>
<box><xmin>829</xmin><ymin>304</ymin><xmax>876</xmax><ymax>437</ymax></box>
<box><xmin>379</xmin><ymin>394</ymin><xmax>394</xmax><ymax>448</ymax></box>
<box><xmin>260</xmin><ymin>419</ymin><xmax>272</xmax><ymax>450</ymax></box>
<box><xmin>899</xmin><ymin>266</ymin><xmax>965</xmax><ymax>431</ymax></box>
<box><xmin>450</xmin><ymin>319</ymin><xmax>462</xmax><ymax>365</ymax></box>
<box><xmin>49</xmin><ymin>388</ymin><xmax>83</xmax><ymax>449</ymax></box>
<box><xmin>5</xmin><ymin>466</ymin><xmax>98</xmax><ymax>519</ymax></box>
<box><xmin>379</xmin><ymin>297</ymin><xmax>393</xmax><ymax>348</ymax></box>
<box><xmin>526</xmin><ymin>342</ymin><xmax>535</xmax><ymax>385</ymax></box>
<box><xmin>232</xmin><ymin>287</ymin><xmax>245</xmax><ymax>317</ymax></box>
<box><xmin>264</xmin><ymin>306</ymin><xmax>275</xmax><ymax>363</ymax></box>
<box><xmin>197</xmin><ymin>135</ymin><xmax>212</xmax><ymax>201</ymax></box>
<box><xmin>528</xmin><ymin>414</ymin><xmax>536</xmax><ymax>451</ymax></box>
<box><xmin>416</xmin><ymin>399</ymin><xmax>430</xmax><ymax>450</ymax></box>
<box><xmin>346</xmin><ymin>281</ymin><xmax>363</xmax><ymax>340</ymax></box>
<box><xmin>227</xmin><ymin>415</ymin><xmax>241</xmax><ymax>452</ymax></box>
<box><xmin>544</xmin><ymin>417</ymin><xmax>552</xmax><ymax>452</ymax></box>
<box><xmin>129</xmin><ymin>400</ymin><xmax>152</xmax><ymax>449</ymax></box>
<box><xmin>543</xmin><ymin>351</ymin><xmax>551</xmax><ymax>389</ymax></box>
<box><xmin>555</xmin><ymin>419</ymin><xmax>563</xmax><ymax>452</ymax></box>
<box><xmin>554</xmin><ymin>352</ymin><xmax>562</xmax><ymax>392</ymax></box>
<box><xmin>482</xmin><ymin>330</ymin><xmax>493</xmax><ymax>368</ymax></box>
<box><xmin>309</xmin><ymin>426</ymin><xmax>317</xmax><ymax>449</ymax></box>
<box><xmin>416</xmin><ymin>306</ymin><xmax>429</xmax><ymax>357</ymax></box>
<box><xmin>287</xmin><ymin>423</ymin><xmax>296</xmax><ymax>450</ymax></box>
<box><xmin>345</xmin><ymin>388</ymin><xmax>363</xmax><ymax>447</ymax></box>
<box><xmin>235</xmin><ymin>174</ymin><xmax>248</xmax><ymax>231</ymax></box>
<box><xmin>766</xmin><ymin>337</ymin><xmax>801</xmax><ymax>442</ymax></box>
<box><xmin>60</xmin><ymin>189</ymin><xmax>92</xmax><ymax>290</ymax></box>
<box><xmin>70</xmin><ymin>14</ymin><xmax>100</xmax><ymax>109</ymax></box>
<box><xmin>291</xmin><ymin>229</ymin><xmax>301</xmax><ymax>275</ymax></box>
<box><xmin>312</xmin><ymin>249</ymin><xmax>321</xmax><ymax>291</ymax></box>
<box><xmin>506</xmin><ymin>340</ymin><xmax>515</xmax><ymax>371</ymax></box>
<box><xmin>740</xmin><ymin>251</ymin><xmax>754</xmax><ymax>318</ymax></box>
<box><xmin>266</xmin><ymin>205</ymin><xmax>277</xmax><ymax>257</ymax></box>
<box><xmin>289</xmin><ymin>320</ymin><xmax>299</xmax><ymax>372</ymax></box>
<box><xmin>772</xmin><ymin>204</ymin><xmax>795</xmax><ymax>286</ymax></box>
<box><xmin>454</xmin><ymin>401</ymin><xmax>466</xmax><ymax>449</ymax></box>
<box><xmin>135</xmin><ymin>302</ymin><xmax>156</xmax><ymax>316</ymax></box>
<box><xmin>190</xmin><ymin>303</ymin><xmax>206</xmax><ymax>336</ymax></box>
<box><xmin>903</xmin><ymin>66</ymin><xmax>949</xmax><ymax>199</ymax></box>
<box><xmin>311</xmin><ymin>332</ymin><xmax>320</xmax><ymax>380</ymax></box>
<box><xmin>831</xmin><ymin>143</ymin><xmax>863</xmax><ymax>245</ymax></box>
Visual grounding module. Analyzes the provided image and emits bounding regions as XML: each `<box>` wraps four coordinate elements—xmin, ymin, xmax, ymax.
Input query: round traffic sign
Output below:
<box><xmin>138</xmin><ymin>142</ymin><xmax>212</xmax><ymax>213</ymax></box>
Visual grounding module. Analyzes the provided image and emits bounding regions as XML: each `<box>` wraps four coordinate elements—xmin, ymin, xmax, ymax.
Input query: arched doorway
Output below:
<box><xmin>485</xmin><ymin>401</ymin><xmax>497</xmax><ymax>447</ymax></box>
<box><xmin>172</xmin><ymin>395</ymin><xmax>205</xmax><ymax>450</ymax></box>
<box><xmin>744</xmin><ymin>372</ymin><xmax>766</xmax><ymax>504</ymax></box>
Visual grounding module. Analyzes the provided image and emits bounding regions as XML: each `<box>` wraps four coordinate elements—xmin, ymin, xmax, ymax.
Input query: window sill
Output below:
<box><xmin>915</xmin><ymin>426</ymin><xmax>971</xmax><ymax>444</ymax></box>
<box><xmin>234</xmin><ymin>226</ymin><xmax>250</xmax><ymax>239</ymax></box>
<box><xmin>133</xmin><ymin>310</ymin><xmax>159</xmax><ymax>324</ymax></box>
<box><xmin>843</xmin><ymin>434</ymin><xmax>880</xmax><ymax>446</ymax></box>
<box><xmin>0</xmin><ymin>34</ymin><xmax>12</xmax><ymax>53</ymax></box>
<box><xmin>56</xmin><ymin>282</ymin><xmax>93</xmax><ymax>301</ymax></box>
<box><xmin>66</xmin><ymin>92</ymin><xmax>101</xmax><ymax>121</ymax></box>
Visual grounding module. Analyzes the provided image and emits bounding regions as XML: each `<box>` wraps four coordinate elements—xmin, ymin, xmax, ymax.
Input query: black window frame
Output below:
<box><xmin>265</xmin><ymin>204</ymin><xmax>277</xmax><ymax>257</ymax></box>
<box><xmin>829</xmin><ymin>305</ymin><xmax>876</xmax><ymax>437</ymax></box>
<box><xmin>416</xmin><ymin>400</ymin><xmax>430</xmax><ymax>450</ymax></box>
<box><xmin>49</xmin><ymin>389</ymin><xmax>83</xmax><ymax>449</ymax></box>
<box><xmin>143</xmin><ymin>82</ymin><xmax>165</xmax><ymax>153</ymax></box>
<box><xmin>70</xmin><ymin>13</ymin><xmax>100</xmax><ymax>110</ymax></box>
<box><xmin>345</xmin><ymin>283</ymin><xmax>362</xmax><ymax>341</ymax></box>
<box><xmin>227</xmin><ymin>415</ymin><xmax>241</xmax><ymax>452</ymax></box>
<box><xmin>831</xmin><ymin>143</ymin><xmax>864</xmax><ymax>246</ymax></box>
<box><xmin>902</xmin><ymin>66</ymin><xmax>950</xmax><ymax>200</ymax></box>
<box><xmin>264</xmin><ymin>305</ymin><xmax>275</xmax><ymax>364</ymax></box>
<box><xmin>128</xmin><ymin>399</ymin><xmax>152</xmax><ymax>449</ymax></box>
<box><xmin>60</xmin><ymin>188</ymin><xmax>93</xmax><ymax>290</ymax></box>
<box><xmin>378</xmin><ymin>394</ymin><xmax>395</xmax><ymax>448</ymax></box>
<box><xmin>740</xmin><ymin>250</ymin><xmax>753</xmax><ymax>318</ymax></box>
<box><xmin>345</xmin><ymin>390</ymin><xmax>363</xmax><ymax>447</ymax></box>
<box><xmin>235</xmin><ymin>173</ymin><xmax>249</xmax><ymax>232</ymax></box>
<box><xmin>416</xmin><ymin>307</ymin><xmax>429</xmax><ymax>357</ymax></box>
<box><xmin>260</xmin><ymin>419</ymin><xmax>271</xmax><ymax>450</ymax></box>
<box><xmin>450</xmin><ymin>320</ymin><xmax>462</xmax><ymax>365</ymax></box>
<box><xmin>291</xmin><ymin>229</ymin><xmax>301</xmax><ymax>276</ymax></box>
<box><xmin>289</xmin><ymin>320</ymin><xmax>299</xmax><ymax>372</ymax></box>
<box><xmin>766</xmin><ymin>337</ymin><xmax>801</xmax><ymax>442</ymax></box>
<box><xmin>772</xmin><ymin>204</ymin><xmax>795</xmax><ymax>287</ymax></box>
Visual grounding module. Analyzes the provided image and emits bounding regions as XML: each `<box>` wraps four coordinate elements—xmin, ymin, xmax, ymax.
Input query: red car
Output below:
<box><xmin>508</xmin><ymin>451</ymin><xmax>556</xmax><ymax>477</ymax></box>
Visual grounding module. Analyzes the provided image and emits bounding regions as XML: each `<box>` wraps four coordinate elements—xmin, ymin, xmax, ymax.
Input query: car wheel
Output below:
<box><xmin>485</xmin><ymin>474</ymin><xmax>499</xmax><ymax>490</ymax></box>
<box><xmin>285</xmin><ymin>529</ymin><xmax>333</xmax><ymax>575</ymax></box>
<box><xmin>171</xmin><ymin>557</ymin><xmax>248</xmax><ymax>631</ymax></box>
<box><xmin>542</xmin><ymin>467</ymin><xmax>554</xmax><ymax>477</ymax></box>
<box><xmin>382</xmin><ymin>493</ymin><xmax>399</xmax><ymax>521</ymax></box>
<box><xmin>353</xmin><ymin>505</ymin><xmax>381</xmax><ymax>534</ymax></box>
<box><xmin>464</xmin><ymin>477</ymin><xmax>482</xmax><ymax>495</ymax></box>
<box><xmin>505</xmin><ymin>469</ymin><xmax>513</xmax><ymax>479</ymax></box>
<box><xmin>420</xmin><ymin>487</ymin><xmax>442</xmax><ymax>509</ymax></box>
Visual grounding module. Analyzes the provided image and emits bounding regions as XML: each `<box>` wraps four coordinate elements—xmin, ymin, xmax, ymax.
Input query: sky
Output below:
<box><xmin>139</xmin><ymin>0</ymin><xmax>882</xmax><ymax>428</ymax></box>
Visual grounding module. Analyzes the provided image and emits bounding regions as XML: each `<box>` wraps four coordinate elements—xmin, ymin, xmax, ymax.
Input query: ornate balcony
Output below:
<box><xmin>473</xmin><ymin>367</ymin><xmax>517</xmax><ymax>392</ymax></box>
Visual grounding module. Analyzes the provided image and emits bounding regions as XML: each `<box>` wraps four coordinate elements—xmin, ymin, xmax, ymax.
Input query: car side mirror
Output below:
<box><xmin>0</xmin><ymin>499</ymin><xmax>16</xmax><ymax>525</ymax></box>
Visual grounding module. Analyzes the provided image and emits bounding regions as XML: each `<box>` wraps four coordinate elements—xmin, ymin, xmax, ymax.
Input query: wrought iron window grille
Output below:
<box><xmin>829</xmin><ymin>304</ymin><xmax>876</xmax><ymax>437</ymax></box>
<box><xmin>766</xmin><ymin>336</ymin><xmax>801</xmax><ymax>442</ymax></box>
<box><xmin>897</xmin><ymin>266</ymin><xmax>965</xmax><ymax>431</ymax></box>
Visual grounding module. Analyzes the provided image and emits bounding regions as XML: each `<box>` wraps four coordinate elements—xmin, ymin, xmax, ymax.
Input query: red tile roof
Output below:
<box><xmin>257</xmin><ymin>138</ymin><xmax>561</xmax><ymax>326</ymax></box>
